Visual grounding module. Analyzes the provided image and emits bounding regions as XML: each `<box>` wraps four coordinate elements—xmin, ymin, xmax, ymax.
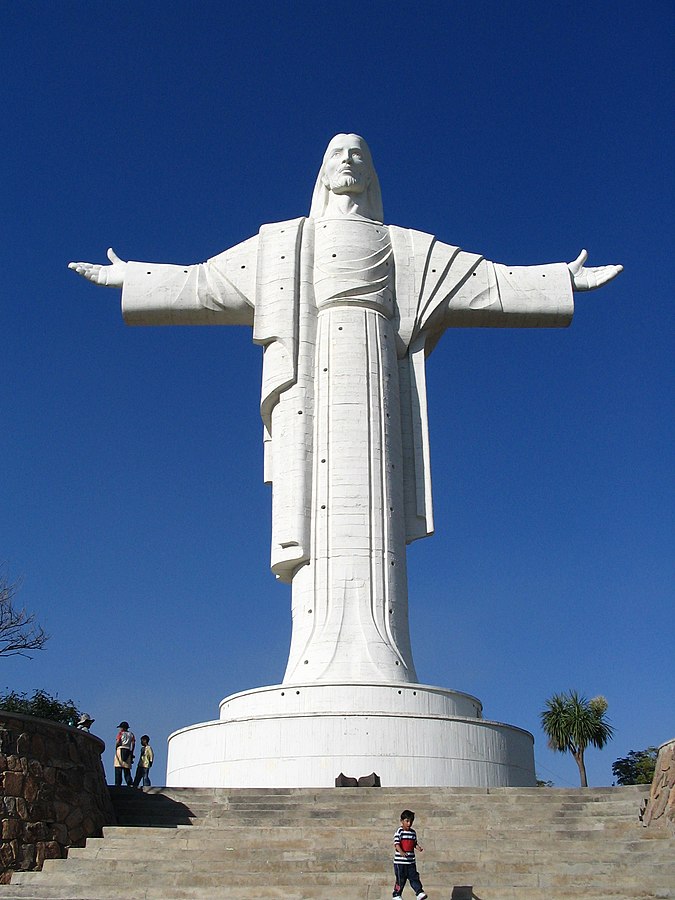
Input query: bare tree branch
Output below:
<box><xmin>0</xmin><ymin>568</ymin><xmax>49</xmax><ymax>659</ymax></box>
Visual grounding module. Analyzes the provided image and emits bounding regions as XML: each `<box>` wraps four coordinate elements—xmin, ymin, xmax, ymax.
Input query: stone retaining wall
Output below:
<box><xmin>644</xmin><ymin>737</ymin><xmax>675</xmax><ymax>831</ymax></box>
<box><xmin>0</xmin><ymin>711</ymin><xmax>115</xmax><ymax>882</ymax></box>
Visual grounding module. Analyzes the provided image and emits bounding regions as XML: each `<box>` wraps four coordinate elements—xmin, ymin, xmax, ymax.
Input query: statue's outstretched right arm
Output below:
<box><xmin>68</xmin><ymin>236</ymin><xmax>258</xmax><ymax>327</ymax></box>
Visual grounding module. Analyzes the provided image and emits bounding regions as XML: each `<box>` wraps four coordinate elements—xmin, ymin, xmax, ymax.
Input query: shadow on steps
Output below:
<box><xmin>108</xmin><ymin>786</ymin><xmax>196</xmax><ymax>827</ymax></box>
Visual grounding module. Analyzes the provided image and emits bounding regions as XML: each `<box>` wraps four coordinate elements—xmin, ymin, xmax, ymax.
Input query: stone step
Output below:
<box><xmin>108</xmin><ymin>785</ymin><xmax>649</xmax><ymax>805</ymax></box>
<box><xmin>58</xmin><ymin>844</ymin><xmax>672</xmax><ymax>871</ymax></box>
<box><xmin>7</xmin><ymin>883</ymin><xmax>670</xmax><ymax>898</ymax></box>
<box><xmin>61</xmin><ymin>847</ymin><xmax>666</xmax><ymax>868</ymax></box>
<box><xmin>111</xmin><ymin>805</ymin><xmax>646</xmax><ymax>821</ymax></box>
<box><xmin>11</xmin><ymin>859</ymin><xmax>675</xmax><ymax>883</ymax></box>
<box><xmin>115</xmin><ymin>791</ymin><xmax>640</xmax><ymax>812</ymax></box>
<box><xmin>83</xmin><ymin>822</ymin><xmax>662</xmax><ymax>841</ymax></box>
<box><xmin>109</xmin><ymin>792</ymin><xmax>648</xmax><ymax>821</ymax></box>
<box><xmin>112</xmin><ymin>808</ymin><xmax>646</xmax><ymax>823</ymax></box>
<box><xmin>110</xmin><ymin>799</ymin><xmax>648</xmax><ymax>815</ymax></box>
<box><xmin>111</xmin><ymin>812</ymin><xmax>645</xmax><ymax>831</ymax></box>
<box><xmin>108</xmin><ymin>806</ymin><xmax>650</xmax><ymax>821</ymax></box>
<box><xmin>8</xmin><ymin>869</ymin><xmax>674</xmax><ymax>896</ymax></box>
<box><xmin>122</xmin><ymin>792</ymin><xmax>645</xmax><ymax>803</ymax></box>
<box><xmin>33</xmin><ymin>854</ymin><xmax>675</xmax><ymax>889</ymax></box>
<box><xmin>200</xmin><ymin>812</ymin><xmax>642</xmax><ymax>824</ymax></box>
<box><xmin>0</xmin><ymin>785</ymin><xmax>669</xmax><ymax>900</ymax></box>
<box><xmin>85</xmin><ymin>826</ymin><xmax>667</xmax><ymax>851</ymax></box>
<box><xmin>204</xmin><ymin>800</ymin><xmax>648</xmax><ymax>811</ymax></box>
<box><xmin>114</xmin><ymin>805</ymin><xmax>649</xmax><ymax>821</ymax></box>
<box><xmin>53</xmin><ymin>827</ymin><xmax>672</xmax><ymax>850</ymax></box>
<box><xmin>111</xmin><ymin>785</ymin><xmax>648</xmax><ymax>799</ymax></box>
<box><xmin>122</xmin><ymin>795</ymin><xmax>631</xmax><ymax>804</ymax></box>
<box><xmin>1</xmin><ymin>890</ymin><xmax>670</xmax><ymax>900</ymax></box>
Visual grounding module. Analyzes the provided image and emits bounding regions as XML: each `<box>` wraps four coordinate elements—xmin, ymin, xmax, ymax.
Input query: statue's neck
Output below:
<box><xmin>323</xmin><ymin>191</ymin><xmax>377</xmax><ymax>221</ymax></box>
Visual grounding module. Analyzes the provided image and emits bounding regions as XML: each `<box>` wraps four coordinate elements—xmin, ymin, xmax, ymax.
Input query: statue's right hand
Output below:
<box><xmin>68</xmin><ymin>247</ymin><xmax>127</xmax><ymax>288</ymax></box>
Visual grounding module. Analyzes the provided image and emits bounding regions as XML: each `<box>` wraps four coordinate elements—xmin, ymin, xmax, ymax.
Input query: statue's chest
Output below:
<box><xmin>313</xmin><ymin>219</ymin><xmax>394</xmax><ymax>313</ymax></box>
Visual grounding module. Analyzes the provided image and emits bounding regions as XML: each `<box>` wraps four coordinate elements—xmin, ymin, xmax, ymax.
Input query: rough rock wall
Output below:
<box><xmin>0</xmin><ymin>712</ymin><xmax>115</xmax><ymax>882</ymax></box>
<box><xmin>644</xmin><ymin>737</ymin><xmax>675</xmax><ymax>831</ymax></box>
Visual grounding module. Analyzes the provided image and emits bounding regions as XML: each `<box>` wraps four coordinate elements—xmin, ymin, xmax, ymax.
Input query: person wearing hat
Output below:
<box><xmin>114</xmin><ymin>721</ymin><xmax>135</xmax><ymax>786</ymax></box>
<box><xmin>76</xmin><ymin>713</ymin><xmax>95</xmax><ymax>732</ymax></box>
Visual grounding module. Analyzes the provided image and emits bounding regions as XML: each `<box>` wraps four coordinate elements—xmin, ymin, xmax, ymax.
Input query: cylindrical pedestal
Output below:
<box><xmin>167</xmin><ymin>682</ymin><xmax>536</xmax><ymax>787</ymax></box>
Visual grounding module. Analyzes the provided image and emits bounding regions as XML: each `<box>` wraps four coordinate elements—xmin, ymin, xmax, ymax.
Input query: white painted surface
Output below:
<box><xmin>218</xmin><ymin>681</ymin><xmax>482</xmax><ymax>719</ymax></box>
<box><xmin>167</xmin><ymin>682</ymin><xmax>535</xmax><ymax>788</ymax></box>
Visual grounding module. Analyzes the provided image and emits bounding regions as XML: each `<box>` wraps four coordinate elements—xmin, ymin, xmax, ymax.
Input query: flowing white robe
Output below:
<box><xmin>121</xmin><ymin>217</ymin><xmax>573</xmax><ymax>683</ymax></box>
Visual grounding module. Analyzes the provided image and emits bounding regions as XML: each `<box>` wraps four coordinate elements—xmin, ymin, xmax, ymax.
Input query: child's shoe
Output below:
<box><xmin>417</xmin><ymin>893</ymin><xmax>428</xmax><ymax>900</ymax></box>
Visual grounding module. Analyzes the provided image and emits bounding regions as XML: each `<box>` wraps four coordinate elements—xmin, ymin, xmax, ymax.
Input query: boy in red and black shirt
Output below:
<box><xmin>393</xmin><ymin>809</ymin><xmax>427</xmax><ymax>899</ymax></box>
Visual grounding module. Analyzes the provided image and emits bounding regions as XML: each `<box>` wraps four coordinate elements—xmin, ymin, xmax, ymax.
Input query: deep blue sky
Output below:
<box><xmin>2</xmin><ymin>1</ymin><xmax>672</xmax><ymax>787</ymax></box>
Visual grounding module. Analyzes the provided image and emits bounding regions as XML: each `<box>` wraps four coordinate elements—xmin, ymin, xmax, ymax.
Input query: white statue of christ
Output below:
<box><xmin>70</xmin><ymin>134</ymin><xmax>621</xmax><ymax>688</ymax></box>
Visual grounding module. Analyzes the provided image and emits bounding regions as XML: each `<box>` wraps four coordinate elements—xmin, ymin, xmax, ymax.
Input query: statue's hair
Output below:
<box><xmin>309</xmin><ymin>134</ymin><xmax>384</xmax><ymax>223</ymax></box>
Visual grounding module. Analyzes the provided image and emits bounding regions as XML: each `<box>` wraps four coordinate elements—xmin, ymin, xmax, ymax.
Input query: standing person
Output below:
<box><xmin>133</xmin><ymin>734</ymin><xmax>154</xmax><ymax>788</ymax></box>
<box><xmin>393</xmin><ymin>809</ymin><xmax>427</xmax><ymax>900</ymax></box>
<box><xmin>114</xmin><ymin>721</ymin><xmax>135</xmax><ymax>786</ymax></box>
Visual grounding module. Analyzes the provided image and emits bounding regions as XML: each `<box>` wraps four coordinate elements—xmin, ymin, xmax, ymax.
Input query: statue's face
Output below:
<box><xmin>321</xmin><ymin>135</ymin><xmax>373</xmax><ymax>196</ymax></box>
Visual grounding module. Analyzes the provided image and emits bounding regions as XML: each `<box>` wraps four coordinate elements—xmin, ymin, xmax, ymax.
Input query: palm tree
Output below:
<box><xmin>540</xmin><ymin>691</ymin><xmax>614</xmax><ymax>787</ymax></box>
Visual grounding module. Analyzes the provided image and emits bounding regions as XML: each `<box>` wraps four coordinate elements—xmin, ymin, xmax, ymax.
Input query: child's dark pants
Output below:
<box><xmin>393</xmin><ymin>862</ymin><xmax>424</xmax><ymax>896</ymax></box>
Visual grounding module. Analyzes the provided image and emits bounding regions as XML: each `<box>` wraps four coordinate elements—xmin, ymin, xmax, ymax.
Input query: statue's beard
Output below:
<box><xmin>330</xmin><ymin>173</ymin><xmax>366</xmax><ymax>194</ymax></box>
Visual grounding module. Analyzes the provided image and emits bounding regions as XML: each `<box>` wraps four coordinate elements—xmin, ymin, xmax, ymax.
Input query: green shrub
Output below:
<box><xmin>612</xmin><ymin>748</ymin><xmax>658</xmax><ymax>785</ymax></box>
<box><xmin>0</xmin><ymin>689</ymin><xmax>80</xmax><ymax>726</ymax></box>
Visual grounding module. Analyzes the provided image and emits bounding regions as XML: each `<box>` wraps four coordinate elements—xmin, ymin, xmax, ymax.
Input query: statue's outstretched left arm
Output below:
<box><xmin>567</xmin><ymin>249</ymin><xmax>623</xmax><ymax>291</ymax></box>
<box><xmin>430</xmin><ymin>243</ymin><xmax>623</xmax><ymax>331</ymax></box>
<box><xmin>69</xmin><ymin>248</ymin><xmax>127</xmax><ymax>287</ymax></box>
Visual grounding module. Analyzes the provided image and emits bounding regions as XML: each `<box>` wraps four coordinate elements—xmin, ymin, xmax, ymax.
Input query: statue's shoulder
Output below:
<box><xmin>259</xmin><ymin>217</ymin><xmax>306</xmax><ymax>238</ymax></box>
<box><xmin>387</xmin><ymin>223</ymin><xmax>461</xmax><ymax>257</ymax></box>
<box><xmin>387</xmin><ymin>223</ymin><xmax>435</xmax><ymax>240</ymax></box>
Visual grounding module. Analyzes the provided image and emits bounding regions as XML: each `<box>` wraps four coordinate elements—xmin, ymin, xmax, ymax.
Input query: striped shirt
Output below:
<box><xmin>393</xmin><ymin>826</ymin><xmax>418</xmax><ymax>864</ymax></box>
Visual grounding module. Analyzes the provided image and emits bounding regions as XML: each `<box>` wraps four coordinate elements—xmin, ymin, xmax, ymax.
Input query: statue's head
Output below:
<box><xmin>309</xmin><ymin>134</ymin><xmax>383</xmax><ymax>222</ymax></box>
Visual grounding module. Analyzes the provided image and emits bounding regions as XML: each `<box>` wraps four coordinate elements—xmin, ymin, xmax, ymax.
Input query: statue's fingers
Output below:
<box><xmin>597</xmin><ymin>264</ymin><xmax>623</xmax><ymax>285</ymax></box>
<box><xmin>578</xmin><ymin>264</ymin><xmax>623</xmax><ymax>291</ymax></box>
<box><xmin>85</xmin><ymin>265</ymin><xmax>102</xmax><ymax>282</ymax></box>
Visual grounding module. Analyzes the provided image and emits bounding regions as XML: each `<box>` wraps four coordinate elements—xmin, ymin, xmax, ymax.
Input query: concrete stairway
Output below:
<box><xmin>1</xmin><ymin>784</ymin><xmax>673</xmax><ymax>899</ymax></box>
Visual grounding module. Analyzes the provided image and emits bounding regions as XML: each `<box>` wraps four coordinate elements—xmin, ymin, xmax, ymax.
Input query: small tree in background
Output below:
<box><xmin>540</xmin><ymin>690</ymin><xmax>614</xmax><ymax>787</ymax></box>
<box><xmin>612</xmin><ymin>747</ymin><xmax>658</xmax><ymax>785</ymax></box>
<box><xmin>0</xmin><ymin>689</ymin><xmax>80</xmax><ymax>726</ymax></box>
<box><xmin>0</xmin><ymin>569</ymin><xmax>49</xmax><ymax>658</ymax></box>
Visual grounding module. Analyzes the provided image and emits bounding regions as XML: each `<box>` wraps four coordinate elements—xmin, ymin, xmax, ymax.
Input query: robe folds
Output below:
<box><xmin>121</xmin><ymin>217</ymin><xmax>574</xmax><ymax>589</ymax></box>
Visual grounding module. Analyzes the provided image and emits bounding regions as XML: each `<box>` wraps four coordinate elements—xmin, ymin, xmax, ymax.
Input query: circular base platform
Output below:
<box><xmin>167</xmin><ymin>682</ymin><xmax>536</xmax><ymax>788</ymax></box>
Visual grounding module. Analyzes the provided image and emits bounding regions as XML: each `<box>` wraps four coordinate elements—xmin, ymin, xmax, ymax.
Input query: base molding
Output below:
<box><xmin>167</xmin><ymin>682</ymin><xmax>535</xmax><ymax>788</ymax></box>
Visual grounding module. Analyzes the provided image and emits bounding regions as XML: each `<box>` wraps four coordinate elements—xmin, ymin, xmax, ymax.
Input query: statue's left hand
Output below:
<box><xmin>568</xmin><ymin>249</ymin><xmax>623</xmax><ymax>291</ymax></box>
<box><xmin>68</xmin><ymin>247</ymin><xmax>127</xmax><ymax>288</ymax></box>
